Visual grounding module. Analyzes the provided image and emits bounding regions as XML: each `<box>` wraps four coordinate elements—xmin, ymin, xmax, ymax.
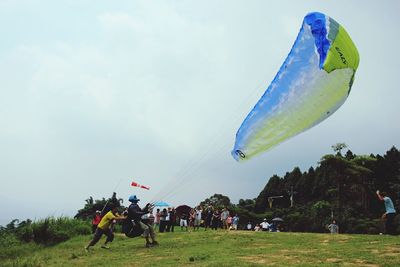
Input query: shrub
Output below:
<box><xmin>31</xmin><ymin>217</ymin><xmax>91</xmax><ymax>245</ymax></box>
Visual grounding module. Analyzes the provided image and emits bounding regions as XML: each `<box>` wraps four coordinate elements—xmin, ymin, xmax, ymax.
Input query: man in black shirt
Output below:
<box><xmin>127</xmin><ymin>195</ymin><xmax>158</xmax><ymax>247</ymax></box>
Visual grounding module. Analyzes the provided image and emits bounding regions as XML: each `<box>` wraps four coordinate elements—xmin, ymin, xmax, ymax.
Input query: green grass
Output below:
<box><xmin>1</xmin><ymin>228</ymin><xmax>400</xmax><ymax>266</ymax></box>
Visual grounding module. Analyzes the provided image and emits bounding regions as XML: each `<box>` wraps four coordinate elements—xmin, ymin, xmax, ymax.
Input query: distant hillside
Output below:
<box><xmin>252</xmin><ymin>146</ymin><xmax>400</xmax><ymax>233</ymax></box>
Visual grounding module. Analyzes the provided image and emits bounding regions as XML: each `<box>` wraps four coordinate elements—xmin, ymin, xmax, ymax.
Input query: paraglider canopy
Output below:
<box><xmin>232</xmin><ymin>12</ymin><xmax>359</xmax><ymax>161</ymax></box>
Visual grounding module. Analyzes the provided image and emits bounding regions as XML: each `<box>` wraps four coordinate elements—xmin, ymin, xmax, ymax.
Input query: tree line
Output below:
<box><xmin>234</xmin><ymin>144</ymin><xmax>400</xmax><ymax>233</ymax></box>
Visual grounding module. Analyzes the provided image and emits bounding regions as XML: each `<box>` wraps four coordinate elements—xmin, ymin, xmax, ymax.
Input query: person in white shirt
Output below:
<box><xmin>194</xmin><ymin>206</ymin><xmax>203</xmax><ymax>231</ymax></box>
<box><xmin>260</xmin><ymin>218</ymin><xmax>270</xmax><ymax>231</ymax></box>
<box><xmin>247</xmin><ymin>222</ymin><xmax>252</xmax><ymax>230</ymax></box>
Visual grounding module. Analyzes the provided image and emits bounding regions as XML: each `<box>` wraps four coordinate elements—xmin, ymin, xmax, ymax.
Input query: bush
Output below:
<box><xmin>0</xmin><ymin>231</ymin><xmax>19</xmax><ymax>248</ymax></box>
<box><xmin>15</xmin><ymin>224</ymin><xmax>33</xmax><ymax>242</ymax></box>
<box><xmin>30</xmin><ymin>217</ymin><xmax>91</xmax><ymax>245</ymax></box>
<box><xmin>0</xmin><ymin>231</ymin><xmax>37</xmax><ymax>261</ymax></box>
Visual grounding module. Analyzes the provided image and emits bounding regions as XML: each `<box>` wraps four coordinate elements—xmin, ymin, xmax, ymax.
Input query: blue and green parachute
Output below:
<box><xmin>232</xmin><ymin>12</ymin><xmax>359</xmax><ymax>161</ymax></box>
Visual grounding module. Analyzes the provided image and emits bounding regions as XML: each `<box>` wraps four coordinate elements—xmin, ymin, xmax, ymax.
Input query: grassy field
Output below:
<box><xmin>2</xmin><ymin>229</ymin><xmax>400</xmax><ymax>266</ymax></box>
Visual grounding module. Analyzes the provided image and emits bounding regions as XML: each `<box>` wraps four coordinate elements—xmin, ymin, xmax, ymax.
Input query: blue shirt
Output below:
<box><xmin>384</xmin><ymin>197</ymin><xmax>396</xmax><ymax>214</ymax></box>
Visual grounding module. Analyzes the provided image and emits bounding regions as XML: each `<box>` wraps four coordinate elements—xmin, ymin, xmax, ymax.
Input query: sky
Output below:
<box><xmin>0</xmin><ymin>0</ymin><xmax>399</xmax><ymax>226</ymax></box>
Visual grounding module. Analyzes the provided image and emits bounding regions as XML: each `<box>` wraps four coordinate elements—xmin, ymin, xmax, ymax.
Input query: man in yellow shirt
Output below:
<box><xmin>85</xmin><ymin>205</ymin><xmax>126</xmax><ymax>250</ymax></box>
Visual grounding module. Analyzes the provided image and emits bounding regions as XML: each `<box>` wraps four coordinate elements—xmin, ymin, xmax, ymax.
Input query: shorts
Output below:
<box><xmin>180</xmin><ymin>219</ymin><xmax>188</xmax><ymax>227</ymax></box>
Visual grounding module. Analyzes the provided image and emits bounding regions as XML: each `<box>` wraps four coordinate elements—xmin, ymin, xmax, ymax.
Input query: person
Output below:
<box><xmin>91</xmin><ymin>210</ymin><xmax>102</xmax><ymax>233</ymax></box>
<box><xmin>154</xmin><ymin>209</ymin><xmax>161</xmax><ymax>230</ymax></box>
<box><xmin>246</xmin><ymin>221</ymin><xmax>252</xmax><ymax>231</ymax></box>
<box><xmin>165</xmin><ymin>207</ymin><xmax>172</xmax><ymax>232</ymax></box>
<box><xmin>168</xmin><ymin>207</ymin><xmax>176</xmax><ymax>232</ymax></box>
<box><xmin>327</xmin><ymin>220</ymin><xmax>339</xmax><ymax>234</ymax></box>
<box><xmin>189</xmin><ymin>208</ymin><xmax>196</xmax><ymax>231</ymax></box>
<box><xmin>226</xmin><ymin>215</ymin><xmax>233</xmax><ymax>230</ymax></box>
<box><xmin>260</xmin><ymin>218</ymin><xmax>270</xmax><ymax>232</ymax></box>
<box><xmin>269</xmin><ymin>222</ymin><xmax>277</xmax><ymax>232</ymax></box>
<box><xmin>254</xmin><ymin>224</ymin><xmax>261</xmax><ymax>231</ymax></box>
<box><xmin>376</xmin><ymin>190</ymin><xmax>397</xmax><ymax>235</ymax></box>
<box><xmin>180</xmin><ymin>211</ymin><xmax>188</xmax><ymax>231</ymax></box>
<box><xmin>85</xmin><ymin>205</ymin><xmax>126</xmax><ymax>250</ymax></box>
<box><xmin>211</xmin><ymin>209</ymin><xmax>220</xmax><ymax>230</ymax></box>
<box><xmin>148</xmin><ymin>213</ymin><xmax>155</xmax><ymax>226</ymax></box>
<box><xmin>232</xmin><ymin>214</ymin><xmax>239</xmax><ymax>230</ymax></box>
<box><xmin>204</xmin><ymin>206</ymin><xmax>213</xmax><ymax>231</ymax></box>
<box><xmin>127</xmin><ymin>195</ymin><xmax>159</xmax><ymax>247</ymax></box>
<box><xmin>194</xmin><ymin>206</ymin><xmax>202</xmax><ymax>231</ymax></box>
<box><xmin>159</xmin><ymin>208</ymin><xmax>168</xmax><ymax>233</ymax></box>
<box><xmin>220</xmin><ymin>207</ymin><xmax>229</xmax><ymax>229</ymax></box>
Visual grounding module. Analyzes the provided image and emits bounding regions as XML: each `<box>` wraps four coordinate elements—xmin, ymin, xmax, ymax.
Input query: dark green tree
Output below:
<box><xmin>199</xmin><ymin>194</ymin><xmax>232</xmax><ymax>209</ymax></box>
<box><xmin>75</xmin><ymin>192</ymin><xmax>124</xmax><ymax>220</ymax></box>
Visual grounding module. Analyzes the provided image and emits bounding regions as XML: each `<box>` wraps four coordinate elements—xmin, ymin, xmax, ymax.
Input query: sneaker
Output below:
<box><xmin>101</xmin><ymin>245</ymin><xmax>110</xmax><ymax>249</ymax></box>
<box><xmin>84</xmin><ymin>246</ymin><xmax>90</xmax><ymax>252</ymax></box>
<box><xmin>151</xmin><ymin>241</ymin><xmax>159</xmax><ymax>246</ymax></box>
<box><xmin>145</xmin><ymin>242</ymin><xmax>153</xmax><ymax>248</ymax></box>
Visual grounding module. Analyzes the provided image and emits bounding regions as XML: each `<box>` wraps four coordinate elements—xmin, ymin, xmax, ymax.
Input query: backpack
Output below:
<box><xmin>121</xmin><ymin>203</ymin><xmax>145</xmax><ymax>238</ymax></box>
<box><xmin>122</xmin><ymin>218</ymin><xmax>144</xmax><ymax>238</ymax></box>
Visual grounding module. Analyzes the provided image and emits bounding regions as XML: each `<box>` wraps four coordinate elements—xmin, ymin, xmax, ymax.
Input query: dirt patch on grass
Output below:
<box><xmin>345</xmin><ymin>259</ymin><xmax>379</xmax><ymax>267</ymax></box>
<box><xmin>239</xmin><ymin>254</ymin><xmax>301</xmax><ymax>265</ymax></box>
<box><xmin>369</xmin><ymin>249</ymin><xmax>380</xmax><ymax>254</ymax></box>
<box><xmin>380</xmin><ymin>246</ymin><xmax>400</xmax><ymax>257</ymax></box>
<box><xmin>249</xmin><ymin>243</ymin><xmax>273</xmax><ymax>249</ymax></box>
<box><xmin>296</xmin><ymin>249</ymin><xmax>318</xmax><ymax>254</ymax></box>
<box><xmin>386</xmin><ymin>247</ymin><xmax>400</xmax><ymax>252</ymax></box>
<box><xmin>320</xmin><ymin>239</ymin><xmax>330</xmax><ymax>245</ymax></box>
<box><xmin>239</xmin><ymin>256</ymin><xmax>269</xmax><ymax>265</ymax></box>
<box><xmin>325</xmin><ymin>258</ymin><xmax>342</xmax><ymax>263</ymax></box>
<box><xmin>382</xmin><ymin>253</ymin><xmax>398</xmax><ymax>257</ymax></box>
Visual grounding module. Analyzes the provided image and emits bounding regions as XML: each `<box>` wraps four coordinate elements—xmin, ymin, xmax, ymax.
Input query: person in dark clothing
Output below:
<box><xmin>159</xmin><ymin>208</ymin><xmax>168</xmax><ymax>233</ymax></box>
<box><xmin>167</xmin><ymin>208</ymin><xmax>176</xmax><ymax>232</ymax></box>
<box><xmin>204</xmin><ymin>206</ymin><xmax>213</xmax><ymax>231</ymax></box>
<box><xmin>180</xmin><ymin>212</ymin><xmax>188</xmax><ymax>231</ymax></box>
<box><xmin>211</xmin><ymin>209</ymin><xmax>220</xmax><ymax>230</ymax></box>
<box><xmin>127</xmin><ymin>195</ymin><xmax>159</xmax><ymax>247</ymax></box>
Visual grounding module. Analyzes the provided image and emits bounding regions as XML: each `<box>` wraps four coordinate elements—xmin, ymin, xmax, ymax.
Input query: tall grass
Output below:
<box><xmin>1</xmin><ymin>217</ymin><xmax>91</xmax><ymax>246</ymax></box>
<box><xmin>0</xmin><ymin>231</ymin><xmax>38</xmax><ymax>261</ymax></box>
<box><xmin>30</xmin><ymin>217</ymin><xmax>91</xmax><ymax>245</ymax></box>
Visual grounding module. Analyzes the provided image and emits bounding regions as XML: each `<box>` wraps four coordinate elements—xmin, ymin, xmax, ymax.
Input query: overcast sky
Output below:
<box><xmin>1</xmin><ymin>0</ymin><xmax>399</xmax><ymax>226</ymax></box>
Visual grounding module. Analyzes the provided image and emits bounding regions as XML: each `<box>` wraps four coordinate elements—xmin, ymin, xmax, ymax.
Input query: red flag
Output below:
<box><xmin>131</xmin><ymin>181</ymin><xmax>150</xmax><ymax>190</ymax></box>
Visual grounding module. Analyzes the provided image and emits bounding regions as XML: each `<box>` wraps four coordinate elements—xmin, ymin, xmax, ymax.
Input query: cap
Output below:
<box><xmin>129</xmin><ymin>195</ymin><xmax>140</xmax><ymax>202</ymax></box>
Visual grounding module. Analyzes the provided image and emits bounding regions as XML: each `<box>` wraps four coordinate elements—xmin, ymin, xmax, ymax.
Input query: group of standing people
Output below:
<box><xmin>152</xmin><ymin>205</ymin><xmax>240</xmax><ymax>232</ymax></box>
<box><xmin>206</xmin><ymin>206</ymin><xmax>240</xmax><ymax>231</ymax></box>
<box><xmin>153</xmin><ymin>207</ymin><xmax>177</xmax><ymax>233</ymax></box>
<box><xmin>177</xmin><ymin>206</ymin><xmax>203</xmax><ymax>231</ymax></box>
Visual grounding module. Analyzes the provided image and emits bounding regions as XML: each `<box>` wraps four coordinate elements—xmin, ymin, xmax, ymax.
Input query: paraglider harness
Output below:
<box><xmin>122</xmin><ymin>203</ymin><xmax>151</xmax><ymax>238</ymax></box>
